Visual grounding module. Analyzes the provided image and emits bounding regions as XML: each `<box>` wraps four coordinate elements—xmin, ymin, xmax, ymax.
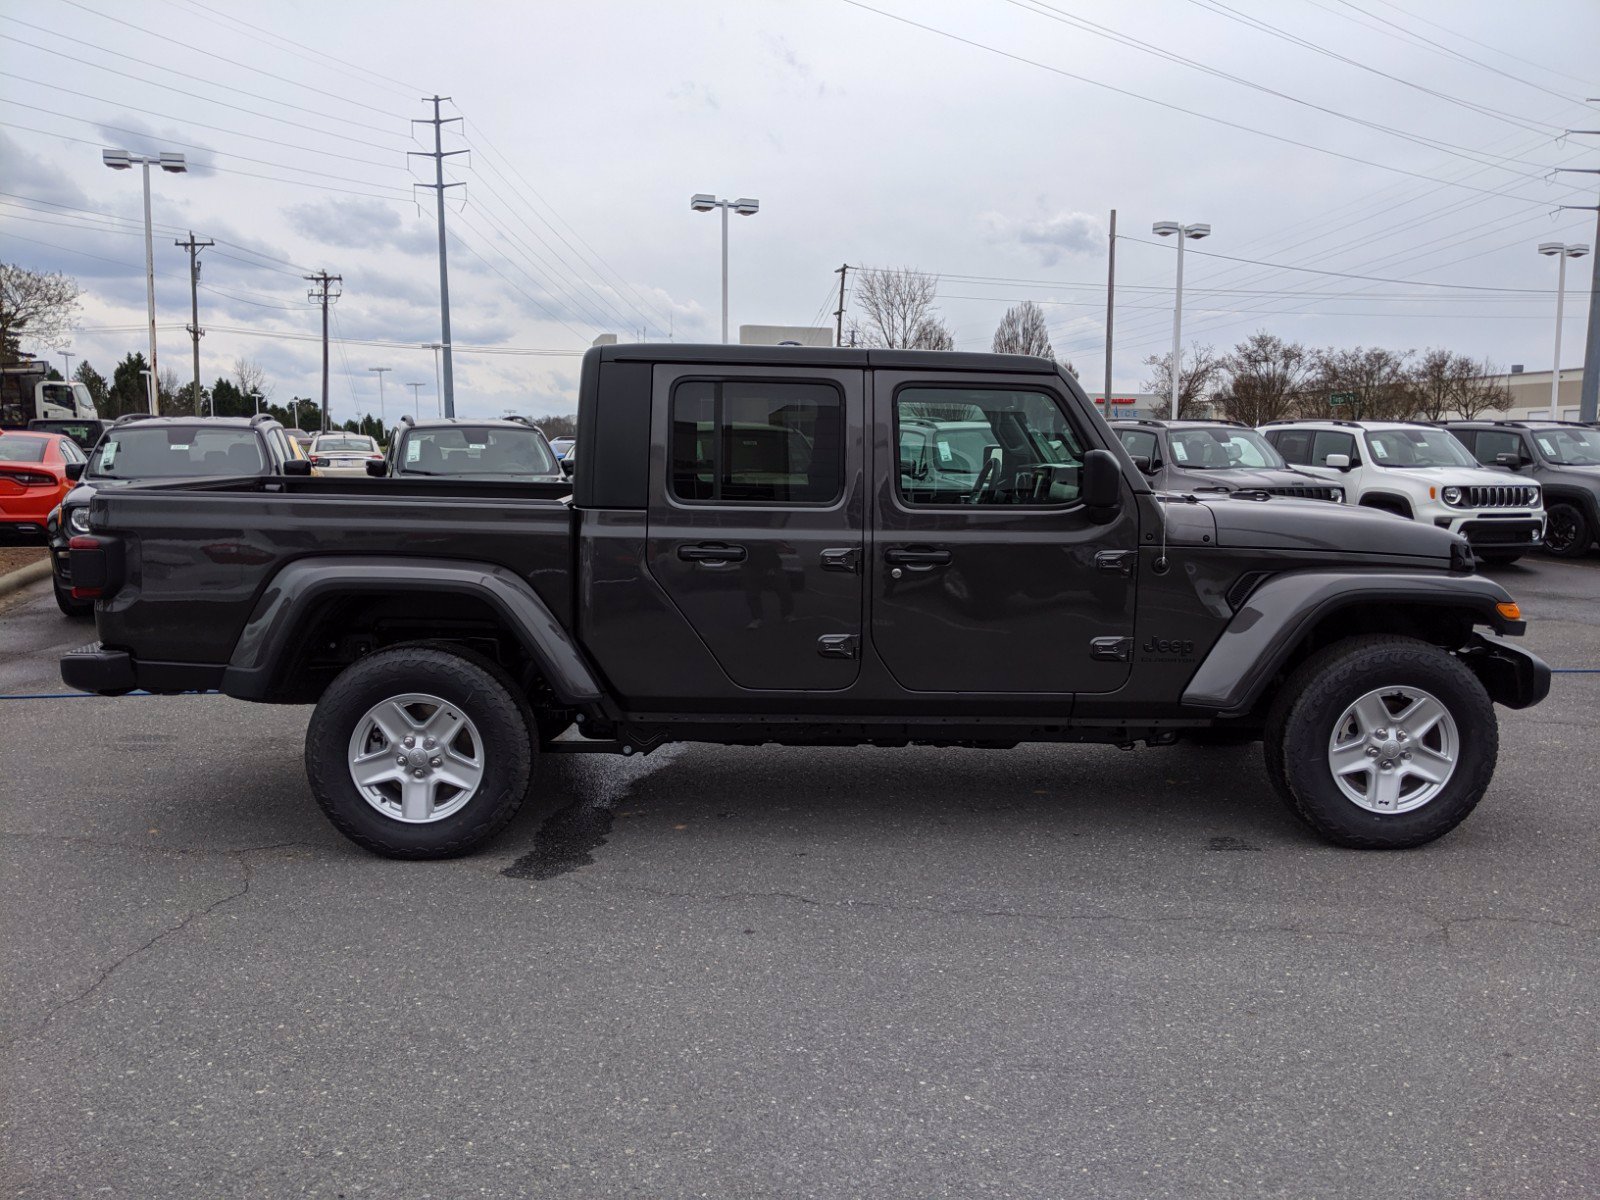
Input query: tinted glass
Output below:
<box><xmin>1469</xmin><ymin>430</ymin><xmax>1523</xmax><ymax>465</ymax></box>
<box><xmin>88</xmin><ymin>427</ymin><xmax>266</xmax><ymax>478</ymax></box>
<box><xmin>0</xmin><ymin>435</ymin><xmax>50</xmax><ymax>463</ymax></box>
<box><xmin>400</xmin><ymin>426</ymin><xmax>558</xmax><ymax>477</ymax></box>
<box><xmin>1117</xmin><ymin>429</ymin><xmax>1159</xmax><ymax>462</ymax></box>
<box><xmin>1364</xmin><ymin>429</ymin><xmax>1474</xmax><ymax>467</ymax></box>
<box><xmin>1532</xmin><ymin>427</ymin><xmax>1600</xmax><ymax>465</ymax></box>
<box><xmin>671</xmin><ymin>380</ymin><xmax>843</xmax><ymax>504</ymax></box>
<box><xmin>896</xmin><ymin>387</ymin><xmax>1084</xmax><ymax>506</ymax></box>
<box><xmin>1168</xmin><ymin>427</ymin><xmax>1283</xmax><ymax>469</ymax></box>
<box><xmin>1310</xmin><ymin>430</ymin><xmax>1357</xmax><ymax>466</ymax></box>
<box><xmin>1270</xmin><ymin>429</ymin><xmax>1313</xmax><ymax>465</ymax></box>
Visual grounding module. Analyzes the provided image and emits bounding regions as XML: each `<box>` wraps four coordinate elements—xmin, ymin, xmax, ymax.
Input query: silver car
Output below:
<box><xmin>309</xmin><ymin>433</ymin><xmax>382</xmax><ymax>477</ymax></box>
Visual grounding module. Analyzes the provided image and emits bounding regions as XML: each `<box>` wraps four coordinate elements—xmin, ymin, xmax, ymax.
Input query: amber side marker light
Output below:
<box><xmin>1497</xmin><ymin>602</ymin><xmax>1522</xmax><ymax>621</ymax></box>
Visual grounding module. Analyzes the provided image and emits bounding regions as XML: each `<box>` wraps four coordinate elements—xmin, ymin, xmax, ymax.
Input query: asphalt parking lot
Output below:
<box><xmin>2</xmin><ymin>558</ymin><xmax>1597</xmax><ymax>1199</ymax></box>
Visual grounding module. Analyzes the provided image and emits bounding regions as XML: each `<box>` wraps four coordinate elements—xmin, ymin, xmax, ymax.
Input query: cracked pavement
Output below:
<box><xmin>1</xmin><ymin>558</ymin><xmax>1597</xmax><ymax>1198</ymax></box>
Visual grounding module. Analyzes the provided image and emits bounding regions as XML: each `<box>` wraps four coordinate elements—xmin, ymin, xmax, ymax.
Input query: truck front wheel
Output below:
<box><xmin>1263</xmin><ymin>635</ymin><xmax>1496</xmax><ymax>848</ymax></box>
<box><xmin>305</xmin><ymin>645</ymin><xmax>535</xmax><ymax>859</ymax></box>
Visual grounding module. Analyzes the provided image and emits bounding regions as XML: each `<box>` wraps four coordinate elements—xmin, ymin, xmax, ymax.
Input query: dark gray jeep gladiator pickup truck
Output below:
<box><xmin>61</xmin><ymin>344</ymin><xmax>1549</xmax><ymax>857</ymax></box>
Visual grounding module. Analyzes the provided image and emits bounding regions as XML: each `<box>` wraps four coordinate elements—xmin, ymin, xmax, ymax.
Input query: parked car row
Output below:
<box><xmin>1109</xmin><ymin>417</ymin><xmax>1600</xmax><ymax>564</ymax></box>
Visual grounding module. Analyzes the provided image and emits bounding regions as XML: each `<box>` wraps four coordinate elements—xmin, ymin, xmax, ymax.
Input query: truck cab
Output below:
<box><xmin>1</xmin><ymin>359</ymin><xmax>98</xmax><ymax>429</ymax></box>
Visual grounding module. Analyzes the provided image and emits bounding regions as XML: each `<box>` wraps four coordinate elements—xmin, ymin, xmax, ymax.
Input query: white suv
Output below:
<box><xmin>1260</xmin><ymin>420</ymin><xmax>1545</xmax><ymax>564</ymax></box>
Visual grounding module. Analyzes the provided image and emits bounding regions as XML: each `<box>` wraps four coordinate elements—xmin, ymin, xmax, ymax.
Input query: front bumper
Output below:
<box><xmin>1436</xmin><ymin>514</ymin><xmax>1544</xmax><ymax>548</ymax></box>
<box><xmin>60</xmin><ymin>642</ymin><xmax>223</xmax><ymax>696</ymax></box>
<box><xmin>1457</xmin><ymin>634</ymin><xmax>1551</xmax><ymax>710</ymax></box>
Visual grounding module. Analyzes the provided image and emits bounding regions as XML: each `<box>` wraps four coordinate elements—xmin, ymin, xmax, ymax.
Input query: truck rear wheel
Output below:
<box><xmin>1263</xmin><ymin>635</ymin><xmax>1496</xmax><ymax>849</ymax></box>
<box><xmin>304</xmin><ymin>645</ymin><xmax>535</xmax><ymax>859</ymax></box>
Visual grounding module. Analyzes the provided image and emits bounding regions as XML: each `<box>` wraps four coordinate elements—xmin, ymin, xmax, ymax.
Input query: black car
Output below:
<box><xmin>1445</xmin><ymin>420</ymin><xmax>1600</xmax><ymax>558</ymax></box>
<box><xmin>373</xmin><ymin>415</ymin><xmax>567</xmax><ymax>481</ymax></box>
<box><xmin>47</xmin><ymin>413</ymin><xmax>298</xmax><ymax>617</ymax></box>
<box><xmin>1111</xmin><ymin>419</ymin><xmax>1345</xmax><ymax>502</ymax></box>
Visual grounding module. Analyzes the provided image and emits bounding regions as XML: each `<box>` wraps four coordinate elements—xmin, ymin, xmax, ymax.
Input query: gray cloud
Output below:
<box><xmin>287</xmin><ymin>197</ymin><xmax>434</xmax><ymax>255</ymax></box>
<box><xmin>981</xmin><ymin>210</ymin><xmax>1104</xmax><ymax>267</ymax></box>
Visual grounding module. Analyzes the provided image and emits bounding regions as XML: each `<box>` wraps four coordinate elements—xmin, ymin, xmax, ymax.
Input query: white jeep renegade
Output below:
<box><xmin>1260</xmin><ymin>420</ymin><xmax>1546</xmax><ymax>564</ymax></box>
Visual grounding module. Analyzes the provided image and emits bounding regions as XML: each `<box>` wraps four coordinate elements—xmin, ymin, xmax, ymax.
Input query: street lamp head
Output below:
<box><xmin>102</xmin><ymin>149</ymin><xmax>133</xmax><ymax>170</ymax></box>
<box><xmin>1538</xmin><ymin>242</ymin><xmax>1565</xmax><ymax>256</ymax></box>
<box><xmin>1185</xmin><ymin>223</ymin><xmax>1212</xmax><ymax>240</ymax></box>
<box><xmin>732</xmin><ymin>198</ymin><xmax>760</xmax><ymax>216</ymax></box>
<box><xmin>1152</xmin><ymin>221</ymin><xmax>1180</xmax><ymax>237</ymax></box>
<box><xmin>158</xmin><ymin>152</ymin><xmax>187</xmax><ymax>174</ymax></box>
<box><xmin>1566</xmin><ymin>244</ymin><xmax>1590</xmax><ymax>258</ymax></box>
<box><xmin>690</xmin><ymin>193</ymin><xmax>718</xmax><ymax>212</ymax></box>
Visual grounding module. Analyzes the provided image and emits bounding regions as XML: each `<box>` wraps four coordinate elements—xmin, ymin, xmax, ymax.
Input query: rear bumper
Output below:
<box><xmin>60</xmin><ymin>642</ymin><xmax>224</xmax><ymax>696</ymax></box>
<box><xmin>1457</xmin><ymin>634</ymin><xmax>1551</xmax><ymax>710</ymax></box>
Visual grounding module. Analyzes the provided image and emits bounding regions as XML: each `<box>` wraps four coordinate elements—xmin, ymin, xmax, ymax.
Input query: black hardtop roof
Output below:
<box><xmin>593</xmin><ymin>342</ymin><xmax>1061</xmax><ymax>375</ymax></box>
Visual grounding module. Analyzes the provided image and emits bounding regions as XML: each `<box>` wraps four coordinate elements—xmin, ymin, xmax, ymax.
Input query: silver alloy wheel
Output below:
<box><xmin>346</xmin><ymin>693</ymin><xmax>485</xmax><ymax>824</ymax></box>
<box><xmin>1326</xmin><ymin>685</ymin><xmax>1459</xmax><ymax>814</ymax></box>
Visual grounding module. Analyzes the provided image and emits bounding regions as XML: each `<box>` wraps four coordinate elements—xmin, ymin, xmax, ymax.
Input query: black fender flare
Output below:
<box><xmin>1181</xmin><ymin>570</ymin><xmax>1521</xmax><ymax>716</ymax></box>
<box><xmin>1359</xmin><ymin>492</ymin><xmax>1414</xmax><ymax>519</ymax></box>
<box><xmin>1541</xmin><ymin>485</ymin><xmax>1600</xmax><ymax>529</ymax></box>
<box><xmin>221</xmin><ymin>556</ymin><xmax>604</xmax><ymax>705</ymax></box>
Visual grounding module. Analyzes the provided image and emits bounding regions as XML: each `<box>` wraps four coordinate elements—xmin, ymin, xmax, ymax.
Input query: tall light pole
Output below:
<box><xmin>369</xmin><ymin>366</ymin><xmax>390</xmax><ymax>440</ymax></box>
<box><xmin>250</xmin><ymin>389</ymin><xmax>262</xmax><ymax>417</ymax></box>
<box><xmin>690</xmin><ymin>194</ymin><xmax>760</xmax><ymax>343</ymax></box>
<box><xmin>422</xmin><ymin>343</ymin><xmax>443</xmax><ymax>417</ymax></box>
<box><xmin>405</xmin><ymin>382</ymin><xmax>425</xmax><ymax>418</ymax></box>
<box><xmin>102</xmin><ymin>148</ymin><xmax>187</xmax><ymax>414</ymax></box>
<box><xmin>1538</xmin><ymin>242</ymin><xmax>1590</xmax><ymax>419</ymax></box>
<box><xmin>1153</xmin><ymin>220</ymin><xmax>1211</xmax><ymax>419</ymax></box>
<box><xmin>59</xmin><ymin>350</ymin><xmax>74</xmax><ymax>380</ymax></box>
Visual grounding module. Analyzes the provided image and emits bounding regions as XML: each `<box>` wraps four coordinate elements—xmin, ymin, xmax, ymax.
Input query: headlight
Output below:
<box><xmin>68</xmin><ymin>507</ymin><xmax>91</xmax><ymax>534</ymax></box>
<box><xmin>1441</xmin><ymin>486</ymin><xmax>1462</xmax><ymax>506</ymax></box>
<box><xmin>1332</xmin><ymin>488</ymin><xmax>1344</xmax><ymax>503</ymax></box>
<box><xmin>1529</xmin><ymin>488</ymin><xmax>1541</xmax><ymax>508</ymax></box>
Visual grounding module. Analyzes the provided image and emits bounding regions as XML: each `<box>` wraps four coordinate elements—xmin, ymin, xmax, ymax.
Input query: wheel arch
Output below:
<box><xmin>221</xmin><ymin>556</ymin><xmax>604</xmax><ymax>707</ymax></box>
<box><xmin>1183</xmin><ymin>571</ymin><xmax>1522</xmax><ymax>718</ymax></box>
<box><xmin>1358</xmin><ymin>491</ymin><xmax>1415</xmax><ymax>519</ymax></box>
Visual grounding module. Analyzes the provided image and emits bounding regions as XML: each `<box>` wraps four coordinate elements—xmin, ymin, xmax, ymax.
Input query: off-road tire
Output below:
<box><xmin>1477</xmin><ymin>552</ymin><xmax>1524</xmax><ymax>566</ymax></box>
<box><xmin>305</xmin><ymin>644</ymin><xmax>535</xmax><ymax>859</ymax></box>
<box><xmin>1263</xmin><ymin>634</ymin><xmax>1497</xmax><ymax>849</ymax></box>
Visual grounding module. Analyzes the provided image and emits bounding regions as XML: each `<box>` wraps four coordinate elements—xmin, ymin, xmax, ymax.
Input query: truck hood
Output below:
<box><xmin>1198</xmin><ymin>492</ymin><xmax>1460</xmax><ymax>559</ymax></box>
<box><xmin>1183</xmin><ymin>466</ymin><xmax>1334</xmax><ymax>491</ymax></box>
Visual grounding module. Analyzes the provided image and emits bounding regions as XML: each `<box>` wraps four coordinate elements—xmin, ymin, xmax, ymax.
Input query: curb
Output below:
<box><xmin>0</xmin><ymin>558</ymin><xmax>52</xmax><ymax>600</ymax></box>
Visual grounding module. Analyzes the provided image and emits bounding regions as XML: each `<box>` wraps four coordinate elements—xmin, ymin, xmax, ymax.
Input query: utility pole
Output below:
<box><xmin>1103</xmin><ymin>209</ymin><xmax>1116</xmax><ymax>419</ymax></box>
<box><xmin>411</xmin><ymin>96</ymin><xmax>466</xmax><ymax>418</ymax></box>
<box><xmin>1561</xmin><ymin>110</ymin><xmax>1600</xmax><ymax>422</ymax></box>
<box><xmin>833</xmin><ymin>263</ymin><xmax>851</xmax><ymax>347</ymax></box>
<box><xmin>305</xmin><ymin>270</ymin><xmax>342</xmax><ymax>432</ymax></box>
<box><xmin>175</xmin><ymin>232</ymin><xmax>213</xmax><ymax>415</ymax></box>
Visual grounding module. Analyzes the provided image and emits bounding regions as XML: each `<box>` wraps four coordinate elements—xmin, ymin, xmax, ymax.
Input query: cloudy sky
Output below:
<box><xmin>2</xmin><ymin>0</ymin><xmax>1598</xmax><ymax>421</ymax></box>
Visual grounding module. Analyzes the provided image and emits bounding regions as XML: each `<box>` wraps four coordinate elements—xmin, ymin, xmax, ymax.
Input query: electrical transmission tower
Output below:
<box><xmin>175</xmin><ymin>232</ymin><xmax>213</xmax><ymax>415</ymax></box>
<box><xmin>411</xmin><ymin>96</ymin><xmax>466</xmax><ymax>418</ymax></box>
<box><xmin>305</xmin><ymin>270</ymin><xmax>342</xmax><ymax>431</ymax></box>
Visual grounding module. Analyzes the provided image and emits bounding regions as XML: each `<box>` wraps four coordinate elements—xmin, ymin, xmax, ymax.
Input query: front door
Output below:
<box><xmin>872</xmin><ymin>372</ymin><xmax>1138</xmax><ymax>694</ymax></box>
<box><xmin>644</xmin><ymin>365</ymin><xmax>865</xmax><ymax>691</ymax></box>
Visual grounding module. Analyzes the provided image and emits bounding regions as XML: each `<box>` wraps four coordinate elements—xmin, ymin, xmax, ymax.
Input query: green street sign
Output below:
<box><xmin>1330</xmin><ymin>391</ymin><xmax>1356</xmax><ymax>406</ymax></box>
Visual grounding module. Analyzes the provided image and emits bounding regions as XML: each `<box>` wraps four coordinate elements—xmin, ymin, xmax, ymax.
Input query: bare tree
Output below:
<box><xmin>1302</xmin><ymin>346</ymin><xmax>1415</xmax><ymax>420</ymax></box>
<box><xmin>232</xmin><ymin>355</ymin><xmax>272</xmax><ymax>405</ymax></box>
<box><xmin>991</xmin><ymin>300</ymin><xmax>1055</xmax><ymax>359</ymax></box>
<box><xmin>1411</xmin><ymin>348</ymin><xmax>1511</xmax><ymax>421</ymax></box>
<box><xmin>1</xmin><ymin>263</ymin><xmax>81</xmax><ymax>361</ymax></box>
<box><xmin>1218</xmin><ymin>332</ymin><xmax>1312</xmax><ymax>426</ymax></box>
<box><xmin>855</xmin><ymin>266</ymin><xmax>940</xmax><ymax>348</ymax></box>
<box><xmin>1142</xmin><ymin>343</ymin><xmax>1222</xmax><ymax>418</ymax></box>
<box><xmin>910</xmin><ymin>316</ymin><xmax>954</xmax><ymax>350</ymax></box>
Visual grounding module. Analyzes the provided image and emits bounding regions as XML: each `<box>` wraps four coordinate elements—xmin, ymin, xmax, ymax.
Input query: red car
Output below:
<box><xmin>0</xmin><ymin>431</ymin><xmax>86</xmax><ymax>542</ymax></box>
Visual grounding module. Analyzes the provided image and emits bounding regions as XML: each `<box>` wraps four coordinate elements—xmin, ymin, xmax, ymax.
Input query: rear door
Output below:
<box><xmin>870</xmin><ymin>371</ymin><xmax>1139</xmax><ymax>694</ymax></box>
<box><xmin>644</xmin><ymin>364</ymin><xmax>865</xmax><ymax>691</ymax></box>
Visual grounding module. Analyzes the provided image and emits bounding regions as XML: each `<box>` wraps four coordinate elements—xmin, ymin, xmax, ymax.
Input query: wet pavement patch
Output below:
<box><xmin>502</xmin><ymin>798</ymin><xmax>616</xmax><ymax>880</ymax></box>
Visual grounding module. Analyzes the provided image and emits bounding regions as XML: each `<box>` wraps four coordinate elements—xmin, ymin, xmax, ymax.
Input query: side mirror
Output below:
<box><xmin>560</xmin><ymin>458</ymin><xmax>575</xmax><ymax>476</ymax></box>
<box><xmin>1081</xmin><ymin>448</ymin><xmax>1122</xmax><ymax>521</ymax></box>
<box><xmin>65</xmin><ymin>461</ymin><xmax>85</xmax><ymax>481</ymax></box>
<box><xmin>1494</xmin><ymin>452</ymin><xmax>1523</xmax><ymax>471</ymax></box>
<box><xmin>365</xmin><ymin>459</ymin><xmax>388</xmax><ymax>478</ymax></box>
<box><xmin>1323</xmin><ymin>453</ymin><xmax>1351</xmax><ymax>470</ymax></box>
<box><xmin>1129</xmin><ymin>454</ymin><xmax>1157</xmax><ymax>475</ymax></box>
<box><xmin>282</xmin><ymin>459</ymin><xmax>312</xmax><ymax>476</ymax></box>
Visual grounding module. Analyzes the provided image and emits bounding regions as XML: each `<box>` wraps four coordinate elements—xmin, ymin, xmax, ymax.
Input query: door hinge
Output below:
<box><xmin>817</xmin><ymin>634</ymin><xmax>860</xmax><ymax>659</ymax></box>
<box><xmin>1089</xmin><ymin>635</ymin><xmax>1133</xmax><ymax>662</ymax></box>
<box><xmin>1095</xmin><ymin>549</ymin><xmax>1136</xmax><ymax>575</ymax></box>
<box><xmin>820</xmin><ymin>547</ymin><xmax>860</xmax><ymax>573</ymax></box>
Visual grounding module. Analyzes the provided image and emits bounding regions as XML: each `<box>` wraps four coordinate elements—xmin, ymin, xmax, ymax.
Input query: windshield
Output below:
<box><xmin>87</xmin><ymin>427</ymin><xmax>266</xmax><ymax>478</ymax></box>
<box><xmin>400</xmin><ymin>426</ymin><xmax>558</xmax><ymax>477</ymax></box>
<box><xmin>313</xmin><ymin>437</ymin><xmax>376</xmax><ymax>453</ymax></box>
<box><xmin>1533</xmin><ymin>427</ymin><xmax>1600</xmax><ymax>466</ymax></box>
<box><xmin>1168</xmin><ymin>427</ymin><xmax>1285</xmax><ymax>470</ymax></box>
<box><xmin>0</xmin><ymin>434</ymin><xmax>50</xmax><ymax>463</ymax></box>
<box><xmin>1364</xmin><ymin>428</ymin><xmax>1475</xmax><ymax>468</ymax></box>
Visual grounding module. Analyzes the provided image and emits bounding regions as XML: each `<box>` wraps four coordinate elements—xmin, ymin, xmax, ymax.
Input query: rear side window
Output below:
<box><xmin>1311</xmin><ymin>431</ymin><xmax>1357</xmax><ymax>466</ymax></box>
<box><xmin>1269</xmin><ymin>429</ymin><xmax>1312</xmax><ymax>464</ymax></box>
<box><xmin>670</xmin><ymin>380</ymin><xmax>843</xmax><ymax>504</ymax></box>
<box><xmin>1470</xmin><ymin>430</ymin><xmax>1523</xmax><ymax>465</ymax></box>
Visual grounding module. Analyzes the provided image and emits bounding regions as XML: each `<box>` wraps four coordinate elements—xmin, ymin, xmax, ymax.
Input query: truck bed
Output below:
<box><xmin>86</xmin><ymin>475</ymin><xmax>577</xmax><ymax>674</ymax></box>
